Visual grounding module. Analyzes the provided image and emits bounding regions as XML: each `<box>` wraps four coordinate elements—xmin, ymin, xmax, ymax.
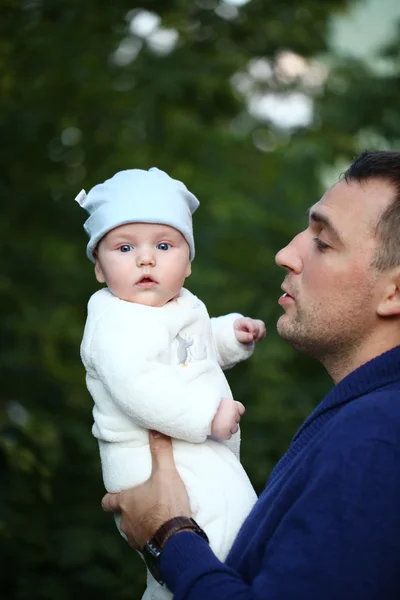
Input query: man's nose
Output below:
<box><xmin>136</xmin><ymin>248</ymin><xmax>156</xmax><ymax>267</ymax></box>
<box><xmin>275</xmin><ymin>233</ymin><xmax>303</xmax><ymax>273</ymax></box>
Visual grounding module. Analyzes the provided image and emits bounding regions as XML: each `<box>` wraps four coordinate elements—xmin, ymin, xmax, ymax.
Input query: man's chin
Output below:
<box><xmin>276</xmin><ymin>314</ymin><xmax>293</xmax><ymax>337</ymax></box>
<box><xmin>277</xmin><ymin>318</ymin><xmax>306</xmax><ymax>349</ymax></box>
<box><xmin>277</xmin><ymin>326</ymin><xmax>329</xmax><ymax>360</ymax></box>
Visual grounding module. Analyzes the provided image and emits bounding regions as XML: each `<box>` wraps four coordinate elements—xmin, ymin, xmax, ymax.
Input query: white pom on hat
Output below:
<box><xmin>76</xmin><ymin>167</ymin><xmax>199</xmax><ymax>262</ymax></box>
<box><xmin>75</xmin><ymin>189</ymin><xmax>87</xmax><ymax>206</ymax></box>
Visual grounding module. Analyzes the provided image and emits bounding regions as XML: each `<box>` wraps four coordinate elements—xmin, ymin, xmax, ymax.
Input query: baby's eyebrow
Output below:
<box><xmin>111</xmin><ymin>238</ymin><xmax>133</xmax><ymax>244</ymax></box>
<box><xmin>306</xmin><ymin>208</ymin><xmax>343</xmax><ymax>243</ymax></box>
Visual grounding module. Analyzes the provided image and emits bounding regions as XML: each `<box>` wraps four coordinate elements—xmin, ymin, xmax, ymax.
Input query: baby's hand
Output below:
<box><xmin>211</xmin><ymin>397</ymin><xmax>245</xmax><ymax>440</ymax></box>
<box><xmin>234</xmin><ymin>317</ymin><xmax>266</xmax><ymax>344</ymax></box>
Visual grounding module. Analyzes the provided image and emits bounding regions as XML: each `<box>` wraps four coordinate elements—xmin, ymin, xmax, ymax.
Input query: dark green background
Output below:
<box><xmin>1</xmin><ymin>1</ymin><xmax>399</xmax><ymax>598</ymax></box>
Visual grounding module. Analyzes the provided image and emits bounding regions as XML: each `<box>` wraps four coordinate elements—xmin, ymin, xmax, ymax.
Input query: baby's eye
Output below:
<box><xmin>119</xmin><ymin>245</ymin><xmax>133</xmax><ymax>253</ymax></box>
<box><xmin>157</xmin><ymin>243</ymin><xmax>171</xmax><ymax>251</ymax></box>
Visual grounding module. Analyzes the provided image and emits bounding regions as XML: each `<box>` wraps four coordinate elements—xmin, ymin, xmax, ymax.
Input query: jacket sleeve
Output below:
<box><xmin>86</xmin><ymin>309</ymin><xmax>222</xmax><ymax>443</ymax></box>
<box><xmin>211</xmin><ymin>314</ymin><xmax>254</xmax><ymax>370</ymax></box>
<box><xmin>159</xmin><ymin>428</ymin><xmax>400</xmax><ymax>599</ymax></box>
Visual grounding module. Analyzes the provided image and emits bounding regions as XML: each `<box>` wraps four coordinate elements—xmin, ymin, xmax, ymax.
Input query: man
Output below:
<box><xmin>102</xmin><ymin>150</ymin><xmax>400</xmax><ymax>599</ymax></box>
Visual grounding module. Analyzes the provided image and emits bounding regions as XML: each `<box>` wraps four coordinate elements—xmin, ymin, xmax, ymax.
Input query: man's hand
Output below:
<box><xmin>211</xmin><ymin>397</ymin><xmax>245</xmax><ymax>440</ymax></box>
<box><xmin>234</xmin><ymin>317</ymin><xmax>266</xmax><ymax>344</ymax></box>
<box><xmin>101</xmin><ymin>431</ymin><xmax>190</xmax><ymax>549</ymax></box>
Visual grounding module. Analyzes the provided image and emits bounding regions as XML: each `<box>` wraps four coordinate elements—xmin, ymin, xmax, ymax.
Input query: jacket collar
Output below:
<box><xmin>292</xmin><ymin>345</ymin><xmax>400</xmax><ymax>444</ymax></box>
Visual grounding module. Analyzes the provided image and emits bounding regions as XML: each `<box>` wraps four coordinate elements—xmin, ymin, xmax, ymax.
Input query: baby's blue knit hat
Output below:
<box><xmin>75</xmin><ymin>167</ymin><xmax>199</xmax><ymax>263</ymax></box>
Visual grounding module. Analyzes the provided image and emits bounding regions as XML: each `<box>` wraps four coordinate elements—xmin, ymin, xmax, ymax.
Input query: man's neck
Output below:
<box><xmin>324</xmin><ymin>332</ymin><xmax>400</xmax><ymax>385</ymax></box>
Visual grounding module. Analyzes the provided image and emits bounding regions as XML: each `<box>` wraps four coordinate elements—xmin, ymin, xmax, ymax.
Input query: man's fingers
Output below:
<box><xmin>149</xmin><ymin>430</ymin><xmax>176</xmax><ymax>472</ymax></box>
<box><xmin>101</xmin><ymin>492</ymin><xmax>122</xmax><ymax>513</ymax></box>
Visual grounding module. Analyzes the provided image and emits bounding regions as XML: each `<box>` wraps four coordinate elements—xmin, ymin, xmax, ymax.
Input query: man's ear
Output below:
<box><xmin>94</xmin><ymin>259</ymin><xmax>106</xmax><ymax>283</ymax></box>
<box><xmin>377</xmin><ymin>268</ymin><xmax>400</xmax><ymax>317</ymax></box>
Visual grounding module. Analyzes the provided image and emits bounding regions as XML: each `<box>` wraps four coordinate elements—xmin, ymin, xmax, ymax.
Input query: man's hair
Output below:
<box><xmin>342</xmin><ymin>150</ymin><xmax>400</xmax><ymax>271</ymax></box>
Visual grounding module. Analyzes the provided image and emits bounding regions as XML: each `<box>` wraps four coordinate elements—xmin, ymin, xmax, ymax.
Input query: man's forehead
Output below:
<box><xmin>307</xmin><ymin>182</ymin><xmax>346</xmax><ymax>223</ymax></box>
<box><xmin>323</xmin><ymin>178</ymin><xmax>394</xmax><ymax>211</ymax></box>
<box><xmin>309</xmin><ymin>178</ymin><xmax>394</xmax><ymax>241</ymax></box>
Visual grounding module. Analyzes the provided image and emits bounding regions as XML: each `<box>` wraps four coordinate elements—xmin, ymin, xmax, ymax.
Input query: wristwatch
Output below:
<box><xmin>141</xmin><ymin>516</ymin><xmax>209</xmax><ymax>585</ymax></box>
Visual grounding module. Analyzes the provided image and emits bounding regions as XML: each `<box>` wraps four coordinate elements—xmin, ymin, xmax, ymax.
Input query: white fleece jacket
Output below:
<box><xmin>81</xmin><ymin>287</ymin><xmax>258</xmax><ymax>599</ymax></box>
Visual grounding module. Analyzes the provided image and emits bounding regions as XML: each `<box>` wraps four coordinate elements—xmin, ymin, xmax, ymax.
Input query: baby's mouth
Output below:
<box><xmin>136</xmin><ymin>275</ymin><xmax>157</xmax><ymax>287</ymax></box>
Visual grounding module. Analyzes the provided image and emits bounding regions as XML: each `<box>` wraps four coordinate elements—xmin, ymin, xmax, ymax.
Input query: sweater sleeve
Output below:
<box><xmin>160</xmin><ymin>431</ymin><xmax>400</xmax><ymax>599</ymax></box>
<box><xmin>211</xmin><ymin>314</ymin><xmax>254</xmax><ymax>370</ymax></box>
<box><xmin>87</xmin><ymin>309</ymin><xmax>223</xmax><ymax>443</ymax></box>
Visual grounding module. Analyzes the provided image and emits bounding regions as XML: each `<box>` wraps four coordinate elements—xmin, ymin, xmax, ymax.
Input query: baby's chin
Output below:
<box><xmin>117</xmin><ymin>290</ymin><xmax>180</xmax><ymax>308</ymax></box>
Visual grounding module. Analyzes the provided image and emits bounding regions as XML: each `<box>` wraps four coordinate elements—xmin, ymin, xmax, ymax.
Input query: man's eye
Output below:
<box><xmin>119</xmin><ymin>245</ymin><xmax>133</xmax><ymax>253</ymax></box>
<box><xmin>157</xmin><ymin>243</ymin><xmax>170</xmax><ymax>251</ymax></box>
<box><xmin>313</xmin><ymin>238</ymin><xmax>330</xmax><ymax>251</ymax></box>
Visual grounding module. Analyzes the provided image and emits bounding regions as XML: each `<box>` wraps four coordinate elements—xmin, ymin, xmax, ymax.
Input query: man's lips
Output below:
<box><xmin>279</xmin><ymin>286</ymin><xmax>295</xmax><ymax>306</ymax></box>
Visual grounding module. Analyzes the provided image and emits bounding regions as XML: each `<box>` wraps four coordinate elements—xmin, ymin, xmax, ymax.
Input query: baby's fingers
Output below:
<box><xmin>235</xmin><ymin>401</ymin><xmax>245</xmax><ymax>416</ymax></box>
<box><xmin>255</xmin><ymin>321</ymin><xmax>267</xmax><ymax>341</ymax></box>
<box><xmin>230</xmin><ymin>423</ymin><xmax>239</xmax><ymax>435</ymax></box>
<box><xmin>235</xmin><ymin>330</ymin><xmax>254</xmax><ymax>344</ymax></box>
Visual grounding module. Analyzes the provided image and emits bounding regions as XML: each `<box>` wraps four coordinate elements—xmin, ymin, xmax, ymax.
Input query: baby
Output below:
<box><xmin>76</xmin><ymin>168</ymin><xmax>265</xmax><ymax>600</ymax></box>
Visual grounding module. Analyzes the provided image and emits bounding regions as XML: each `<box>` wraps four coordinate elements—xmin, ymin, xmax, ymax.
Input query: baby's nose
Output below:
<box><xmin>136</xmin><ymin>249</ymin><xmax>155</xmax><ymax>266</ymax></box>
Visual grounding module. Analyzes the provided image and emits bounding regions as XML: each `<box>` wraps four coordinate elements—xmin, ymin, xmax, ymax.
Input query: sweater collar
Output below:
<box><xmin>292</xmin><ymin>345</ymin><xmax>400</xmax><ymax>443</ymax></box>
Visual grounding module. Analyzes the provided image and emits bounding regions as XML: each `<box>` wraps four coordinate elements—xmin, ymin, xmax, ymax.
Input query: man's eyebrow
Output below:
<box><xmin>306</xmin><ymin>207</ymin><xmax>343</xmax><ymax>242</ymax></box>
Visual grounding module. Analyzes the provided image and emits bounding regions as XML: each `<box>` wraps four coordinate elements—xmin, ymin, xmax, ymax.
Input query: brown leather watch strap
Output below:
<box><xmin>151</xmin><ymin>516</ymin><xmax>209</xmax><ymax>551</ymax></box>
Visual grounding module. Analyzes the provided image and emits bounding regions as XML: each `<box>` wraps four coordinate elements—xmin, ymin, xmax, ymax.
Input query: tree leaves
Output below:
<box><xmin>2</xmin><ymin>0</ymin><xmax>400</xmax><ymax>598</ymax></box>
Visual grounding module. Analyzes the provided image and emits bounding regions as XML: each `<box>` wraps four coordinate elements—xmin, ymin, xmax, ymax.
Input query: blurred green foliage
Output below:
<box><xmin>1</xmin><ymin>0</ymin><xmax>400</xmax><ymax>598</ymax></box>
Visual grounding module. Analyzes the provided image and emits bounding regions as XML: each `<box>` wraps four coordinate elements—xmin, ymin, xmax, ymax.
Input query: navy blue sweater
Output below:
<box><xmin>160</xmin><ymin>346</ymin><xmax>400</xmax><ymax>599</ymax></box>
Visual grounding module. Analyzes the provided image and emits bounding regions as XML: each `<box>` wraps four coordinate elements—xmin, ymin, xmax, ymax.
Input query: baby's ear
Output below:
<box><xmin>94</xmin><ymin>259</ymin><xmax>106</xmax><ymax>283</ymax></box>
<box><xmin>185</xmin><ymin>261</ymin><xmax>192</xmax><ymax>278</ymax></box>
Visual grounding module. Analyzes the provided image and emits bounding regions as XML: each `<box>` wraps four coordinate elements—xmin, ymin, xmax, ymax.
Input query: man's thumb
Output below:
<box><xmin>149</xmin><ymin>430</ymin><xmax>175</xmax><ymax>471</ymax></box>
